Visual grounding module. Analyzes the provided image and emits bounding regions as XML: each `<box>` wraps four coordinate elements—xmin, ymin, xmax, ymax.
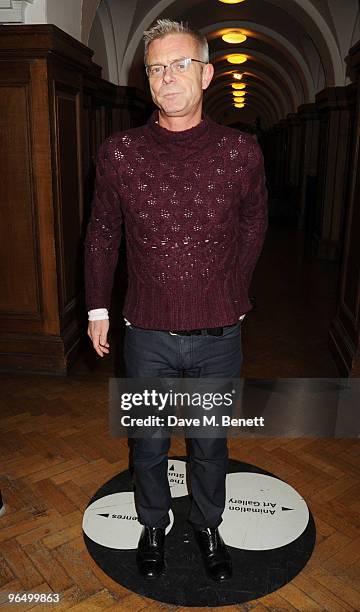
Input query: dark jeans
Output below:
<box><xmin>124</xmin><ymin>321</ymin><xmax>243</xmax><ymax>529</ymax></box>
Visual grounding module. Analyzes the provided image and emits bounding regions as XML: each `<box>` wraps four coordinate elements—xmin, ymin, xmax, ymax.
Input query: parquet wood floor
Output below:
<box><xmin>0</xmin><ymin>372</ymin><xmax>359</xmax><ymax>611</ymax></box>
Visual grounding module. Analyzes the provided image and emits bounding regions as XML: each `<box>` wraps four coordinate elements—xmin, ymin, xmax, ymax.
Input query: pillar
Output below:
<box><xmin>314</xmin><ymin>85</ymin><xmax>356</xmax><ymax>260</ymax></box>
<box><xmin>329</xmin><ymin>40</ymin><xmax>360</xmax><ymax>376</ymax></box>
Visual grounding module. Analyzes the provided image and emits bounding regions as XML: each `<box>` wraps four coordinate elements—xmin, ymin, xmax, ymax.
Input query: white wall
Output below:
<box><xmin>87</xmin><ymin>0</ymin><xmax>140</xmax><ymax>85</ymax></box>
<box><xmin>82</xmin><ymin>0</ymin><xmax>101</xmax><ymax>44</ymax></box>
<box><xmin>24</xmin><ymin>0</ymin><xmax>47</xmax><ymax>23</ymax></box>
<box><xmin>46</xmin><ymin>0</ymin><xmax>81</xmax><ymax>40</ymax></box>
<box><xmin>327</xmin><ymin>0</ymin><xmax>359</xmax><ymax>60</ymax></box>
<box><xmin>108</xmin><ymin>0</ymin><xmax>138</xmax><ymax>71</ymax></box>
<box><xmin>25</xmin><ymin>0</ymin><xmax>82</xmax><ymax>41</ymax></box>
<box><xmin>88</xmin><ymin>10</ymin><xmax>109</xmax><ymax>81</ymax></box>
<box><xmin>352</xmin><ymin>11</ymin><xmax>360</xmax><ymax>47</ymax></box>
<box><xmin>299</xmin><ymin>33</ymin><xmax>326</xmax><ymax>93</ymax></box>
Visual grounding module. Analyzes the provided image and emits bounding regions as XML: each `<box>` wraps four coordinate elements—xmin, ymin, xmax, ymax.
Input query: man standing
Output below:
<box><xmin>85</xmin><ymin>19</ymin><xmax>267</xmax><ymax>582</ymax></box>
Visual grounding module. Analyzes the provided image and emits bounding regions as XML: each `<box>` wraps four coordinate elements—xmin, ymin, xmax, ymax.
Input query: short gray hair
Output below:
<box><xmin>143</xmin><ymin>18</ymin><xmax>209</xmax><ymax>64</ymax></box>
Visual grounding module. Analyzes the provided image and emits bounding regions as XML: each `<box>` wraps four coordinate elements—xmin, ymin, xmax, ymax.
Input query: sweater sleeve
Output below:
<box><xmin>237</xmin><ymin>135</ymin><xmax>268</xmax><ymax>292</ymax></box>
<box><xmin>84</xmin><ymin>139</ymin><xmax>123</xmax><ymax>311</ymax></box>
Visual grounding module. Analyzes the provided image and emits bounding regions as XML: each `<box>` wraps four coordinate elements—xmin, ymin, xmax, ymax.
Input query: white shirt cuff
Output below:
<box><xmin>88</xmin><ymin>308</ymin><xmax>109</xmax><ymax>321</ymax></box>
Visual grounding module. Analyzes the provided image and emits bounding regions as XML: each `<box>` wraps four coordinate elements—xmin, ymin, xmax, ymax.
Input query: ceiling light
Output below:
<box><xmin>227</xmin><ymin>54</ymin><xmax>247</xmax><ymax>64</ymax></box>
<box><xmin>233</xmin><ymin>72</ymin><xmax>243</xmax><ymax>80</ymax></box>
<box><xmin>222</xmin><ymin>31</ymin><xmax>247</xmax><ymax>44</ymax></box>
<box><xmin>234</xmin><ymin>102</ymin><xmax>245</xmax><ymax>108</ymax></box>
<box><xmin>232</xmin><ymin>83</ymin><xmax>246</xmax><ymax>89</ymax></box>
<box><xmin>219</xmin><ymin>0</ymin><xmax>246</xmax><ymax>4</ymax></box>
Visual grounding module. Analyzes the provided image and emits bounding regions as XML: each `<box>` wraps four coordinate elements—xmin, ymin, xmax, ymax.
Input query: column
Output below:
<box><xmin>297</xmin><ymin>104</ymin><xmax>320</xmax><ymax>231</ymax></box>
<box><xmin>314</xmin><ymin>85</ymin><xmax>356</xmax><ymax>260</ymax></box>
<box><xmin>329</xmin><ymin>40</ymin><xmax>360</xmax><ymax>376</ymax></box>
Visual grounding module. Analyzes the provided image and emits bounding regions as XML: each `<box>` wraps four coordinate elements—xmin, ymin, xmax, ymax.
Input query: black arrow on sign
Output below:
<box><xmin>97</xmin><ymin>513</ymin><xmax>110</xmax><ymax>518</ymax></box>
<box><xmin>281</xmin><ymin>507</ymin><xmax>294</xmax><ymax>511</ymax></box>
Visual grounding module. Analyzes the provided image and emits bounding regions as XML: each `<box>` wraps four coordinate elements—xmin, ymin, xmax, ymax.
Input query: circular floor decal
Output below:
<box><xmin>220</xmin><ymin>472</ymin><xmax>309</xmax><ymax>550</ymax></box>
<box><xmin>83</xmin><ymin>458</ymin><xmax>316</xmax><ymax>607</ymax></box>
<box><xmin>82</xmin><ymin>492</ymin><xmax>174</xmax><ymax>549</ymax></box>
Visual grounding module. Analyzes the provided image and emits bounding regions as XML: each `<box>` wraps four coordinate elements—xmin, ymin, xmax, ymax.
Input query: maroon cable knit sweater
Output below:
<box><xmin>84</xmin><ymin>109</ymin><xmax>268</xmax><ymax>330</ymax></box>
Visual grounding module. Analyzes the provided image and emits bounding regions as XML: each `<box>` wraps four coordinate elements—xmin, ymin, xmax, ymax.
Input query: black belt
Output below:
<box><xmin>169</xmin><ymin>326</ymin><xmax>228</xmax><ymax>337</ymax></box>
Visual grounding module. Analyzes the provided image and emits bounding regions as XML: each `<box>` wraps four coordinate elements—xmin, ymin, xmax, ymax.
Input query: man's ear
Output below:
<box><xmin>202</xmin><ymin>62</ymin><xmax>214</xmax><ymax>90</ymax></box>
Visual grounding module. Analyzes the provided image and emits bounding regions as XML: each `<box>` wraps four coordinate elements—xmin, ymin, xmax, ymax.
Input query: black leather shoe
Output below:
<box><xmin>136</xmin><ymin>526</ymin><xmax>166</xmax><ymax>580</ymax></box>
<box><xmin>194</xmin><ymin>527</ymin><xmax>232</xmax><ymax>582</ymax></box>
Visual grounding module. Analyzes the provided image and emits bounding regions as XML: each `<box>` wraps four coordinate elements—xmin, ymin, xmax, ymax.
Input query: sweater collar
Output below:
<box><xmin>147</xmin><ymin>108</ymin><xmax>210</xmax><ymax>144</ymax></box>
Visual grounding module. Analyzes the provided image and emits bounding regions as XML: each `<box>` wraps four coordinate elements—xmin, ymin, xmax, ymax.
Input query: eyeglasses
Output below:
<box><xmin>145</xmin><ymin>57</ymin><xmax>207</xmax><ymax>78</ymax></box>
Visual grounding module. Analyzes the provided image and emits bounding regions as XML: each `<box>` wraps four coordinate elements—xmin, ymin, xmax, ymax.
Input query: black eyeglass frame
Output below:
<box><xmin>145</xmin><ymin>57</ymin><xmax>208</xmax><ymax>77</ymax></box>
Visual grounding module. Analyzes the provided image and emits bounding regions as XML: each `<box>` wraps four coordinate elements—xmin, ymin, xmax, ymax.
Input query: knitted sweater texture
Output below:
<box><xmin>84</xmin><ymin>109</ymin><xmax>268</xmax><ymax>330</ymax></box>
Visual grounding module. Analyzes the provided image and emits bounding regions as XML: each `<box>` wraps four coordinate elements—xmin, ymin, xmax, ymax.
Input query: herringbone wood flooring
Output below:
<box><xmin>0</xmin><ymin>372</ymin><xmax>359</xmax><ymax>611</ymax></box>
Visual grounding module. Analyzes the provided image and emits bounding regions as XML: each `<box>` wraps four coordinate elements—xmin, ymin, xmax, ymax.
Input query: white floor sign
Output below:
<box><xmin>219</xmin><ymin>472</ymin><xmax>309</xmax><ymax>550</ymax></box>
<box><xmin>83</xmin><ymin>491</ymin><xmax>174</xmax><ymax>549</ymax></box>
<box><xmin>168</xmin><ymin>459</ymin><xmax>188</xmax><ymax>497</ymax></box>
<box><xmin>83</xmin><ymin>465</ymin><xmax>309</xmax><ymax>552</ymax></box>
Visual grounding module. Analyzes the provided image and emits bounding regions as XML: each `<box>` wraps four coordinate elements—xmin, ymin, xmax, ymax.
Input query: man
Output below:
<box><xmin>85</xmin><ymin>19</ymin><xmax>268</xmax><ymax>582</ymax></box>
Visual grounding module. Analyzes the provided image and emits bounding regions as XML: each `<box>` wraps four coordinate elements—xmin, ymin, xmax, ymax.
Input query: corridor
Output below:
<box><xmin>241</xmin><ymin>213</ymin><xmax>340</xmax><ymax>378</ymax></box>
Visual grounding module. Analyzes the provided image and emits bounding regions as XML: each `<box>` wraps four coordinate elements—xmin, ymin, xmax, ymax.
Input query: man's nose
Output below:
<box><xmin>162</xmin><ymin>66</ymin><xmax>175</xmax><ymax>83</ymax></box>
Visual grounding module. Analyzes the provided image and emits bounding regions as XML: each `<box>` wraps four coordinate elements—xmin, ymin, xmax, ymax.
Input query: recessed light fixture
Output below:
<box><xmin>232</xmin><ymin>83</ymin><xmax>246</xmax><ymax>90</ymax></box>
<box><xmin>219</xmin><ymin>0</ymin><xmax>246</xmax><ymax>4</ymax></box>
<box><xmin>234</xmin><ymin>102</ymin><xmax>245</xmax><ymax>108</ymax></box>
<box><xmin>233</xmin><ymin>72</ymin><xmax>243</xmax><ymax>80</ymax></box>
<box><xmin>222</xmin><ymin>31</ymin><xmax>247</xmax><ymax>44</ymax></box>
<box><xmin>227</xmin><ymin>54</ymin><xmax>247</xmax><ymax>64</ymax></box>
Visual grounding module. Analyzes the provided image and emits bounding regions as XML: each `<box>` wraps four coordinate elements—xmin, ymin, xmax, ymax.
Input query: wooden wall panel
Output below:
<box><xmin>0</xmin><ymin>82</ymin><xmax>40</xmax><ymax>317</ymax></box>
<box><xmin>343</xmin><ymin>162</ymin><xmax>359</xmax><ymax>321</ymax></box>
<box><xmin>0</xmin><ymin>24</ymin><xmax>151</xmax><ymax>373</ymax></box>
<box><xmin>54</xmin><ymin>88</ymin><xmax>81</xmax><ymax>311</ymax></box>
<box><xmin>314</xmin><ymin>115</ymin><xmax>329</xmax><ymax>239</ymax></box>
<box><xmin>297</xmin><ymin>104</ymin><xmax>320</xmax><ymax>232</ymax></box>
<box><xmin>314</xmin><ymin>86</ymin><xmax>355</xmax><ymax>260</ymax></box>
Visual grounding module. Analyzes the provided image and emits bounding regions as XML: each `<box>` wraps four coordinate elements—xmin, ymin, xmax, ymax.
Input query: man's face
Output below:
<box><xmin>146</xmin><ymin>33</ymin><xmax>214</xmax><ymax>118</ymax></box>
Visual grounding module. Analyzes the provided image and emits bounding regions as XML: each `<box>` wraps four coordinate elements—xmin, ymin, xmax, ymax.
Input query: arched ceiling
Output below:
<box><xmin>88</xmin><ymin>0</ymin><xmax>359</xmax><ymax>128</ymax></box>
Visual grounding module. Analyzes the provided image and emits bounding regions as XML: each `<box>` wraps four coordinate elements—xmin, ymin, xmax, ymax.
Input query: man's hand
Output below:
<box><xmin>88</xmin><ymin>319</ymin><xmax>110</xmax><ymax>357</ymax></box>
